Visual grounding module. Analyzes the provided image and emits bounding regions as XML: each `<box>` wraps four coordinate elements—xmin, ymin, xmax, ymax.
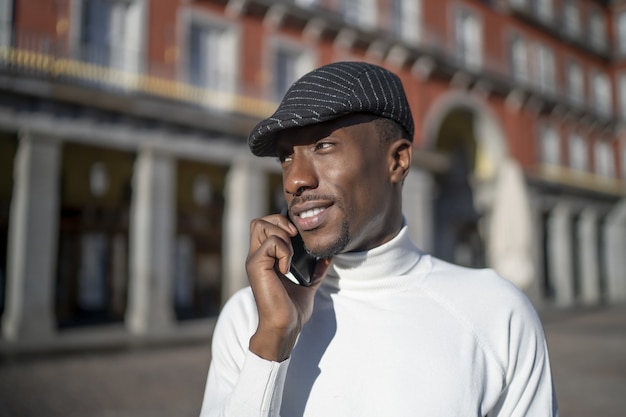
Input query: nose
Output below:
<box><xmin>283</xmin><ymin>153</ymin><xmax>318</xmax><ymax>196</ymax></box>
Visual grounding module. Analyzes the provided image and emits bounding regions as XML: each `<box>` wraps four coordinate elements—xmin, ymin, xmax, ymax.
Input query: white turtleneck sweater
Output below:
<box><xmin>200</xmin><ymin>226</ymin><xmax>558</xmax><ymax>417</ymax></box>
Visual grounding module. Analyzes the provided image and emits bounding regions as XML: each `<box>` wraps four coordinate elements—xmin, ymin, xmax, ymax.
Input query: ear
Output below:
<box><xmin>389</xmin><ymin>139</ymin><xmax>412</xmax><ymax>184</ymax></box>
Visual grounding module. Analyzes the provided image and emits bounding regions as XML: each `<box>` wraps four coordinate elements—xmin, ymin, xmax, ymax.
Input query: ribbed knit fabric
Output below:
<box><xmin>248</xmin><ymin>61</ymin><xmax>414</xmax><ymax>157</ymax></box>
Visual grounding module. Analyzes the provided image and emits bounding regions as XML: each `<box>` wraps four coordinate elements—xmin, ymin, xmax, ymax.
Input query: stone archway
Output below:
<box><xmin>422</xmin><ymin>91</ymin><xmax>509</xmax><ymax>180</ymax></box>
<box><xmin>421</xmin><ymin>92</ymin><xmax>509</xmax><ymax>269</ymax></box>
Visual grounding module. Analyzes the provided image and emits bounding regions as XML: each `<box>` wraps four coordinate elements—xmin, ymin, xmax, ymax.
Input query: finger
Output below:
<box><xmin>264</xmin><ymin>213</ymin><xmax>298</xmax><ymax>236</ymax></box>
<box><xmin>249</xmin><ymin>216</ymin><xmax>296</xmax><ymax>254</ymax></box>
<box><xmin>273</xmin><ymin>213</ymin><xmax>298</xmax><ymax>235</ymax></box>
<box><xmin>247</xmin><ymin>234</ymin><xmax>293</xmax><ymax>276</ymax></box>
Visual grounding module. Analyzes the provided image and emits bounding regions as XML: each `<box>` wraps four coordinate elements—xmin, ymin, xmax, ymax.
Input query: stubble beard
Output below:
<box><xmin>305</xmin><ymin>219</ymin><xmax>350</xmax><ymax>259</ymax></box>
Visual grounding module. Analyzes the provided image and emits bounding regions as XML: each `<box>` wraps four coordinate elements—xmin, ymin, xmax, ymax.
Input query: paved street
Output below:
<box><xmin>542</xmin><ymin>305</ymin><xmax>626</xmax><ymax>417</ymax></box>
<box><xmin>0</xmin><ymin>342</ymin><xmax>212</xmax><ymax>417</ymax></box>
<box><xmin>0</xmin><ymin>305</ymin><xmax>624</xmax><ymax>417</ymax></box>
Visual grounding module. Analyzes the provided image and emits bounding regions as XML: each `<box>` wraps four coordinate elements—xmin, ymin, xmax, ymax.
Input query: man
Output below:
<box><xmin>200</xmin><ymin>61</ymin><xmax>558</xmax><ymax>416</ymax></box>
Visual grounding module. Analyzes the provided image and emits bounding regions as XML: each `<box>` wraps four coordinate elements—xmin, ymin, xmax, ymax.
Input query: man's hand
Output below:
<box><xmin>246</xmin><ymin>214</ymin><xmax>331</xmax><ymax>362</ymax></box>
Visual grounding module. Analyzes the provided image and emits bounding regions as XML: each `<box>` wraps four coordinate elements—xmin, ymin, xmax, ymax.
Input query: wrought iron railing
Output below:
<box><xmin>0</xmin><ymin>16</ymin><xmax>615</xmax><ymax>125</ymax></box>
<box><xmin>0</xmin><ymin>27</ymin><xmax>277</xmax><ymax>119</ymax></box>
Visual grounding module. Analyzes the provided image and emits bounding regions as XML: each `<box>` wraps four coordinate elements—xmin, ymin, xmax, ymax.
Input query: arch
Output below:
<box><xmin>420</xmin><ymin>91</ymin><xmax>540</xmax><ymax>293</ymax></box>
<box><xmin>421</xmin><ymin>91</ymin><xmax>508</xmax><ymax>182</ymax></box>
<box><xmin>419</xmin><ymin>90</ymin><xmax>512</xmax><ymax>271</ymax></box>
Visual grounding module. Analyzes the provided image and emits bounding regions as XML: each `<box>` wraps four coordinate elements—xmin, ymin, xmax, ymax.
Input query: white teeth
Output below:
<box><xmin>299</xmin><ymin>207</ymin><xmax>324</xmax><ymax>219</ymax></box>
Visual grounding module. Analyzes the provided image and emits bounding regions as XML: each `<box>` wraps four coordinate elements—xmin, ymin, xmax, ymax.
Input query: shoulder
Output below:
<box><xmin>423</xmin><ymin>257</ymin><xmax>547</xmax><ymax>369</ymax></box>
<box><xmin>424</xmin><ymin>257</ymin><xmax>533</xmax><ymax>316</ymax></box>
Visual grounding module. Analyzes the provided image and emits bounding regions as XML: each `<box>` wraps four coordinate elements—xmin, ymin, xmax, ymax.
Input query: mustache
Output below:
<box><xmin>288</xmin><ymin>195</ymin><xmax>338</xmax><ymax>210</ymax></box>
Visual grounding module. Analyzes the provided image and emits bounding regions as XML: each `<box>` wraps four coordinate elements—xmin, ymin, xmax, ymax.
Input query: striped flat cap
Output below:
<box><xmin>248</xmin><ymin>61</ymin><xmax>414</xmax><ymax>157</ymax></box>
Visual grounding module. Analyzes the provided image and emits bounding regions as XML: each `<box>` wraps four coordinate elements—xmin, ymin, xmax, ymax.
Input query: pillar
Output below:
<box><xmin>402</xmin><ymin>168</ymin><xmax>433</xmax><ymax>252</ymax></box>
<box><xmin>578</xmin><ymin>208</ymin><xmax>601</xmax><ymax>305</ymax></box>
<box><xmin>223</xmin><ymin>157</ymin><xmax>268</xmax><ymax>301</ymax></box>
<box><xmin>526</xmin><ymin>193</ymin><xmax>545</xmax><ymax>308</ymax></box>
<box><xmin>604</xmin><ymin>199</ymin><xmax>626</xmax><ymax>303</ymax></box>
<box><xmin>126</xmin><ymin>148</ymin><xmax>176</xmax><ymax>334</ymax></box>
<box><xmin>547</xmin><ymin>203</ymin><xmax>575</xmax><ymax>307</ymax></box>
<box><xmin>2</xmin><ymin>132</ymin><xmax>60</xmax><ymax>341</ymax></box>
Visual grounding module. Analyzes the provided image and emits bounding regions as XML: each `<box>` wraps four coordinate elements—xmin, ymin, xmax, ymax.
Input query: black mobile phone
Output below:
<box><xmin>288</xmin><ymin>232</ymin><xmax>317</xmax><ymax>286</ymax></box>
<box><xmin>281</xmin><ymin>207</ymin><xmax>317</xmax><ymax>286</ymax></box>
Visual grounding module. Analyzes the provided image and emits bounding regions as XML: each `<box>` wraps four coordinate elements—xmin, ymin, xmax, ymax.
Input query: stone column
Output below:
<box><xmin>2</xmin><ymin>132</ymin><xmax>60</xmax><ymax>341</ymax></box>
<box><xmin>223</xmin><ymin>157</ymin><xmax>268</xmax><ymax>302</ymax></box>
<box><xmin>604</xmin><ymin>199</ymin><xmax>626</xmax><ymax>303</ymax></box>
<box><xmin>526</xmin><ymin>194</ymin><xmax>545</xmax><ymax>308</ymax></box>
<box><xmin>402</xmin><ymin>168</ymin><xmax>434</xmax><ymax>252</ymax></box>
<box><xmin>126</xmin><ymin>148</ymin><xmax>176</xmax><ymax>335</ymax></box>
<box><xmin>578</xmin><ymin>208</ymin><xmax>601</xmax><ymax>305</ymax></box>
<box><xmin>547</xmin><ymin>203</ymin><xmax>575</xmax><ymax>308</ymax></box>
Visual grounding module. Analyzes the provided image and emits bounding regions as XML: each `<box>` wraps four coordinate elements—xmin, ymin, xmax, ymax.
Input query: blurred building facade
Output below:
<box><xmin>0</xmin><ymin>0</ymin><xmax>625</xmax><ymax>348</ymax></box>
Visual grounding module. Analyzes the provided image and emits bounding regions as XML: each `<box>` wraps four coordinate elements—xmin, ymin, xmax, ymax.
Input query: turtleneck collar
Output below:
<box><xmin>321</xmin><ymin>224</ymin><xmax>427</xmax><ymax>292</ymax></box>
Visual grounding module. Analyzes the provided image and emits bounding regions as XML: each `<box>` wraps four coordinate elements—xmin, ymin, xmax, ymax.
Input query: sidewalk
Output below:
<box><xmin>542</xmin><ymin>304</ymin><xmax>626</xmax><ymax>417</ymax></box>
<box><xmin>0</xmin><ymin>305</ymin><xmax>624</xmax><ymax>417</ymax></box>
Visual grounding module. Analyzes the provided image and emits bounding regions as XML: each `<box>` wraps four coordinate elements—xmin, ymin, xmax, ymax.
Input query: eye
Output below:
<box><xmin>314</xmin><ymin>141</ymin><xmax>334</xmax><ymax>151</ymax></box>
<box><xmin>276</xmin><ymin>146</ymin><xmax>293</xmax><ymax>163</ymax></box>
<box><xmin>277</xmin><ymin>152</ymin><xmax>292</xmax><ymax>164</ymax></box>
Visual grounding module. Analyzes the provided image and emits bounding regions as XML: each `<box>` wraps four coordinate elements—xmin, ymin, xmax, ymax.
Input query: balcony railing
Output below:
<box><xmin>0</xmin><ymin>19</ymin><xmax>617</xmax><ymax>126</ymax></box>
<box><xmin>0</xmin><ymin>27</ymin><xmax>277</xmax><ymax>120</ymax></box>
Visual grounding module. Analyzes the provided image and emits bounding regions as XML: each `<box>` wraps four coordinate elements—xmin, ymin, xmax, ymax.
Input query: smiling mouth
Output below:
<box><xmin>299</xmin><ymin>207</ymin><xmax>325</xmax><ymax>219</ymax></box>
<box><xmin>290</xmin><ymin>200</ymin><xmax>334</xmax><ymax>231</ymax></box>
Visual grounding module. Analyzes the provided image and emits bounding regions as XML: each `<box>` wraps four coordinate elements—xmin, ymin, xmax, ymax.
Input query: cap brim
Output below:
<box><xmin>248</xmin><ymin>109</ymin><xmax>352</xmax><ymax>157</ymax></box>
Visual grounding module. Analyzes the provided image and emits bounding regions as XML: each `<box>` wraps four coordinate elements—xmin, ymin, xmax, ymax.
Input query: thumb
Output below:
<box><xmin>310</xmin><ymin>258</ymin><xmax>332</xmax><ymax>287</ymax></box>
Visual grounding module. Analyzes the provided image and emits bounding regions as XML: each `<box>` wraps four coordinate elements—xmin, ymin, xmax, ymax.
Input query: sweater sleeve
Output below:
<box><xmin>199</xmin><ymin>288</ymin><xmax>290</xmax><ymax>417</ymax></box>
<box><xmin>485</xmin><ymin>282</ymin><xmax>559</xmax><ymax>417</ymax></box>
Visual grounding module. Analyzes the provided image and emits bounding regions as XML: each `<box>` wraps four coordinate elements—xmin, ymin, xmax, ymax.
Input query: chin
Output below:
<box><xmin>303</xmin><ymin>222</ymin><xmax>350</xmax><ymax>259</ymax></box>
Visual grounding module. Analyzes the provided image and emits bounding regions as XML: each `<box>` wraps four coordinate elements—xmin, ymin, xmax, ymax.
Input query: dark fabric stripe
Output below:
<box><xmin>248</xmin><ymin>61</ymin><xmax>414</xmax><ymax>157</ymax></box>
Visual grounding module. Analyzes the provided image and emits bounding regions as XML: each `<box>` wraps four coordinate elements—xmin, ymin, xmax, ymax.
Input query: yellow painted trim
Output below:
<box><xmin>535</xmin><ymin>164</ymin><xmax>626</xmax><ymax>196</ymax></box>
<box><xmin>0</xmin><ymin>47</ymin><xmax>277</xmax><ymax>119</ymax></box>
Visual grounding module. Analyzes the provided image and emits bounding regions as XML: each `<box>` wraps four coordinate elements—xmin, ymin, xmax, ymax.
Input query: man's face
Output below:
<box><xmin>276</xmin><ymin>114</ymin><xmax>401</xmax><ymax>258</ymax></box>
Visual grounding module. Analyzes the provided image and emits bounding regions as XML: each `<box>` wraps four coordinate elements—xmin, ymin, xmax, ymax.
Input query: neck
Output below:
<box><xmin>322</xmin><ymin>222</ymin><xmax>426</xmax><ymax>292</ymax></box>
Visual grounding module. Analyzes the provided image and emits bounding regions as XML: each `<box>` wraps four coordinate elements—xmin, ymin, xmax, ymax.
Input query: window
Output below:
<box><xmin>566</xmin><ymin>60</ymin><xmax>584</xmax><ymax>106</ymax></box>
<box><xmin>78</xmin><ymin>0</ymin><xmax>144</xmax><ymax>74</ymax></box>
<box><xmin>274</xmin><ymin>49</ymin><xmax>299</xmax><ymax>100</ymax></box>
<box><xmin>539</xmin><ymin>123</ymin><xmax>560</xmax><ymax>165</ymax></box>
<box><xmin>619</xmin><ymin>74</ymin><xmax>626</xmax><ymax>119</ymax></box>
<box><xmin>390</xmin><ymin>0</ymin><xmax>421</xmax><ymax>43</ymax></box>
<box><xmin>185</xmin><ymin>15</ymin><xmax>238</xmax><ymax>93</ymax></box>
<box><xmin>455</xmin><ymin>8</ymin><xmax>482</xmax><ymax>71</ymax></box>
<box><xmin>569</xmin><ymin>132</ymin><xmax>587</xmax><ymax>172</ymax></box>
<box><xmin>534</xmin><ymin>0</ymin><xmax>553</xmax><ymax>22</ymax></box>
<box><xmin>295</xmin><ymin>0</ymin><xmax>318</xmax><ymax>7</ymax></box>
<box><xmin>591</xmin><ymin>71</ymin><xmax>612</xmax><ymax>117</ymax></box>
<box><xmin>622</xmin><ymin>143</ymin><xmax>626</xmax><ymax>180</ymax></box>
<box><xmin>563</xmin><ymin>0</ymin><xmax>581</xmax><ymax>38</ymax></box>
<box><xmin>188</xmin><ymin>25</ymin><xmax>221</xmax><ymax>89</ymax></box>
<box><xmin>271</xmin><ymin>44</ymin><xmax>314</xmax><ymax>101</ymax></box>
<box><xmin>535</xmin><ymin>44</ymin><xmax>555</xmax><ymax>94</ymax></box>
<box><xmin>510</xmin><ymin>33</ymin><xmax>529</xmax><ymax>84</ymax></box>
<box><xmin>617</xmin><ymin>12</ymin><xmax>626</xmax><ymax>55</ymax></box>
<box><xmin>509</xmin><ymin>0</ymin><xmax>528</xmax><ymax>10</ymax></box>
<box><xmin>0</xmin><ymin>0</ymin><xmax>12</xmax><ymax>48</ymax></box>
<box><xmin>594</xmin><ymin>140</ymin><xmax>614</xmax><ymax>178</ymax></box>
<box><xmin>589</xmin><ymin>9</ymin><xmax>607</xmax><ymax>51</ymax></box>
<box><xmin>343</xmin><ymin>0</ymin><xmax>377</xmax><ymax>29</ymax></box>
